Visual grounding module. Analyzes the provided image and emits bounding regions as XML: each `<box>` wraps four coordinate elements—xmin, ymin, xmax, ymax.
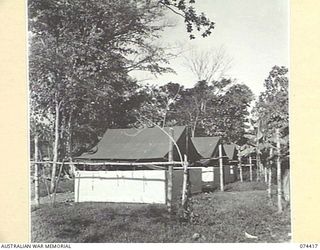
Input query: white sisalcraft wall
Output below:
<box><xmin>74</xmin><ymin>169</ymin><xmax>202</xmax><ymax>204</ymax></box>
<box><xmin>75</xmin><ymin>170</ymin><xmax>167</xmax><ymax>204</ymax></box>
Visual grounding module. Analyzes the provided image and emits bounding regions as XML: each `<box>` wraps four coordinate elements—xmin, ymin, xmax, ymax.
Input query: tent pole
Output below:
<box><xmin>219</xmin><ymin>144</ymin><xmax>224</xmax><ymax>191</ymax></box>
<box><xmin>238</xmin><ymin>151</ymin><xmax>243</xmax><ymax>182</ymax></box>
<box><xmin>249</xmin><ymin>155</ymin><xmax>253</xmax><ymax>182</ymax></box>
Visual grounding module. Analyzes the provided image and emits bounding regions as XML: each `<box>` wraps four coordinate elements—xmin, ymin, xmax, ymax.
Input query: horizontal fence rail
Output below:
<box><xmin>30</xmin><ymin>161</ymin><xmax>184</xmax><ymax>166</ymax></box>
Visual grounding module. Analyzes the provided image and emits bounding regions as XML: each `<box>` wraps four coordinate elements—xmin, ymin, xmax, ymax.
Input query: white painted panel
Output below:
<box><xmin>201</xmin><ymin>167</ymin><xmax>214</xmax><ymax>182</ymax></box>
<box><xmin>230</xmin><ymin>166</ymin><xmax>234</xmax><ymax>174</ymax></box>
<box><xmin>75</xmin><ymin>170</ymin><xmax>166</xmax><ymax>204</ymax></box>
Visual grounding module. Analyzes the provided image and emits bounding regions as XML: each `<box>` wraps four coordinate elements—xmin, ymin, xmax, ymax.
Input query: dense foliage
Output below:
<box><xmin>137</xmin><ymin>80</ymin><xmax>253</xmax><ymax>143</ymax></box>
<box><xmin>29</xmin><ymin>0</ymin><xmax>252</xmax><ymax>161</ymax></box>
<box><xmin>253</xmin><ymin>66</ymin><xmax>289</xmax><ymax>156</ymax></box>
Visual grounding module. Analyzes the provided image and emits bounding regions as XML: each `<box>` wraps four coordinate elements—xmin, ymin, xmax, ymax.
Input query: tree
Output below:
<box><xmin>254</xmin><ymin>66</ymin><xmax>289</xmax><ymax>132</ymax></box>
<box><xmin>183</xmin><ymin>47</ymin><xmax>233</xmax><ymax>83</ymax></box>
<box><xmin>173</xmin><ymin>80</ymin><xmax>253</xmax><ymax>141</ymax></box>
<box><xmin>29</xmin><ymin>0</ymin><xmax>171</xmax><ymax>192</ymax></box>
<box><xmin>134</xmin><ymin>82</ymin><xmax>183</xmax><ymax>127</ymax></box>
<box><xmin>209</xmin><ymin>83</ymin><xmax>253</xmax><ymax>142</ymax></box>
<box><xmin>174</xmin><ymin>80</ymin><xmax>224</xmax><ymax>137</ymax></box>
<box><xmin>253</xmin><ymin>66</ymin><xmax>289</xmax><ymax>163</ymax></box>
<box><xmin>29</xmin><ymin>0</ymin><xmax>216</xmax><ymax>192</ymax></box>
<box><xmin>252</xmin><ymin>65</ymin><xmax>289</xmax><ymax>211</ymax></box>
<box><xmin>139</xmin><ymin>79</ymin><xmax>254</xmax><ymax>142</ymax></box>
<box><xmin>158</xmin><ymin>0</ymin><xmax>215</xmax><ymax>39</ymax></box>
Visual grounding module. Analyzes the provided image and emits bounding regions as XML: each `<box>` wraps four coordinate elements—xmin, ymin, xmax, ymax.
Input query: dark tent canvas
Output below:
<box><xmin>191</xmin><ymin>137</ymin><xmax>228</xmax><ymax>166</ymax></box>
<box><xmin>76</xmin><ymin>126</ymin><xmax>200</xmax><ymax>162</ymax></box>
<box><xmin>191</xmin><ymin>137</ymin><xmax>221</xmax><ymax>159</ymax></box>
<box><xmin>223</xmin><ymin>144</ymin><xmax>238</xmax><ymax>161</ymax></box>
<box><xmin>191</xmin><ymin>137</ymin><xmax>236</xmax><ymax>187</ymax></box>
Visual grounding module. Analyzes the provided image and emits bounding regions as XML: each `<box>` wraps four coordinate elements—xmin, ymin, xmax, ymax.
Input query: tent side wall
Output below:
<box><xmin>75</xmin><ymin>170</ymin><xmax>167</xmax><ymax>204</ymax></box>
<box><xmin>201</xmin><ymin>165</ymin><xmax>237</xmax><ymax>189</ymax></box>
<box><xmin>75</xmin><ymin>168</ymin><xmax>202</xmax><ymax>204</ymax></box>
<box><xmin>171</xmin><ymin>169</ymin><xmax>202</xmax><ymax>201</ymax></box>
<box><xmin>223</xmin><ymin>165</ymin><xmax>236</xmax><ymax>184</ymax></box>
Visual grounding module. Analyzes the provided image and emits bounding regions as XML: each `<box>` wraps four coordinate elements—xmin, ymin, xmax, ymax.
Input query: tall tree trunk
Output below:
<box><xmin>276</xmin><ymin>128</ymin><xmax>282</xmax><ymax>212</ymax></box>
<box><xmin>59</xmin><ymin>108</ymin><xmax>66</xmax><ymax>161</ymax></box>
<box><xmin>191</xmin><ymin>127</ymin><xmax>195</xmax><ymax>137</ymax></box>
<box><xmin>50</xmin><ymin>101</ymin><xmax>61</xmax><ymax>193</ymax></box>
<box><xmin>256</xmin><ymin>145</ymin><xmax>261</xmax><ymax>182</ymax></box>
<box><xmin>162</xmin><ymin>113</ymin><xmax>167</xmax><ymax>128</ymax></box>
<box><xmin>192</xmin><ymin>119</ymin><xmax>197</xmax><ymax>137</ymax></box>
<box><xmin>192</xmin><ymin>112</ymin><xmax>199</xmax><ymax>137</ymax></box>
<box><xmin>267</xmin><ymin>148</ymin><xmax>273</xmax><ymax>198</ymax></box>
<box><xmin>34</xmin><ymin>134</ymin><xmax>40</xmax><ymax>207</ymax></box>
<box><xmin>283</xmin><ymin>168</ymin><xmax>290</xmax><ymax>202</ymax></box>
<box><xmin>268</xmin><ymin>167</ymin><xmax>272</xmax><ymax>198</ymax></box>
<box><xmin>66</xmin><ymin>112</ymin><xmax>75</xmax><ymax>177</ymax></box>
<box><xmin>167</xmin><ymin>128</ymin><xmax>174</xmax><ymax>213</ymax></box>
<box><xmin>47</xmin><ymin>146</ymin><xmax>51</xmax><ymax>161</ymax></box>
<box><xmin>219</xmin><ymin>144</ymin><xmax>224</xmax><ymax>191</ymax></box>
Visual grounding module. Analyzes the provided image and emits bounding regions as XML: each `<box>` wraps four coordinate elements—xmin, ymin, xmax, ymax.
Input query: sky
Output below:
<box><xmin>130</xmin><ymin>0</ymin><xmax>289</xmax><ymax>99</ymax></box>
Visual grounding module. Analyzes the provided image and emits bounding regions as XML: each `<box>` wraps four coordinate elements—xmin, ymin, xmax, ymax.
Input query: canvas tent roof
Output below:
<box><xmin>76</xmin><ymin>126</ymin><xmax>200</xmax><ymax>162</ymax></box>
<box><xmin>191</xmin><ymin>137</ymin><xmax>231</xmax><ymax>166</ymax></box>
<box><xmin>223</xmin><ymin>144</ymin><xmax>237</xmax><ymax>160</ymax></box>
<box><xmin>191</xmin><ymin>137</ymin><xmax>221</xmax><ymax>159</ymax></box>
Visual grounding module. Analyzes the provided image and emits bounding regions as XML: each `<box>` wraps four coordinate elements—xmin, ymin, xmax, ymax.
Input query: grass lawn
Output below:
<box><xmin>30</xmin><ymin>178</ymin><xmax>74</xmax><ymax>199</ymax></box>
<box><xmin>31</xmin><ymin>181</ymin><xmax>291</xmax><ymax>243</ymax></box>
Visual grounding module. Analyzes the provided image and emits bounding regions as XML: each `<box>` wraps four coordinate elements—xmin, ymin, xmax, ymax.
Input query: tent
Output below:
<box><xmin>223</xmin><ymin>144</ymin><xmax>238</xmax><ymax>162</ymax></box>
<box><xmin>227</xmin><ymin>144</ymin><xmax>257</xmax><ymax>181</ymax></box>
<box><xmin>191</xmin><ymin>137</ymin><xmax>221</xmax><ymax>165</ymax></box>
<box><xmin>191</xmin><ymin>137</ymin><xmax>236</xmax><ymax>189</ymax></box>
<box><xmin>74</xmin><ymin>126</ymin><xmax>202</xmax><ymax>204</ymax></box>
<box><xmin>223</xmin><ymin>143</ymin><xmax>238</xmax><ymax>181</ymax></box>
<box><xmin>77</xmin><ymin>126</ymin><xmax>200</xmax><ymax>163</ymax></box>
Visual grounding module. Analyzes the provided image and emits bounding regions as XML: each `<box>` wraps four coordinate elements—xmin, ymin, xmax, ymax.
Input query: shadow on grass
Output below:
<box><xmin>56</xmin><ymin>226</ymin><xmax>81</xmax><ymax>239</ymax></box>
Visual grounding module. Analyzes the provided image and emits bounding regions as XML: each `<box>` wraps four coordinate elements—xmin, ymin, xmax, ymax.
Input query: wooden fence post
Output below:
<box><xmin>50</xmin><ymin>100</ymin><xmax>61</xmax><ymax>193</ymax></box>
<box><xmin>256</xmin><ymin>141</ymin><xmax>261</xmax><ymax>182</ymax></box>
<box><xmin>238</xmin><ymin>151</ymin><xmax>243</xmax><ymax>182</ymax></box>
<box><xmin>34</xmin><ymin>135</ymin><xmax>40</xmax><ymax>207</ymax></box>
<box><xmin>219</xmin><ymin>144</ymin><xmax>224</xmax><ymax>191</ymax></box>
<box><xmin>276</xmin><ymin>128</ymin><xmax>282</xmax><ymax>212</ymax></box>
<box><xmin>167</xmin><ymin>128</ymin><xmax>174</xmax><ymax>213</ymax></box>
<box><xmin>182</xmin><ymin>155</ymin><xmax>188</xmax><ymax>211</ymax></box>
<box><xmin>264</xmin><ymin>165</ymin><xmax>268</xmax><ymax>183</ymax></box>
<box><xmin>249</xmin><ymin>155</ymin><xmax>253</xmax><ymax>182</ymax></box>
<box><xmin>52</xmin><ymin>161</ymin><xmax>64</xmax><ymax>206</ymax></box>
<box><xmin>181</xmin><ymin>126</ymin><xmax>189</xmax><ymax>210</ymax></box>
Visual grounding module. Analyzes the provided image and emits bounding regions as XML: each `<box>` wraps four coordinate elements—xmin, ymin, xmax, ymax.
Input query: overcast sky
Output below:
<box><xmin>130</xmin><ymin>0</ymin><xmax>289</xmax><ymax>98</ymax></box>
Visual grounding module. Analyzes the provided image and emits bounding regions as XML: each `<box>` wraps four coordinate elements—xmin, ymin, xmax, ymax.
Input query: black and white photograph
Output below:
<box><xmin>29</xmin><ymin>0</ymin><xmax>290</xmax><ymax>243</ymax></box>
